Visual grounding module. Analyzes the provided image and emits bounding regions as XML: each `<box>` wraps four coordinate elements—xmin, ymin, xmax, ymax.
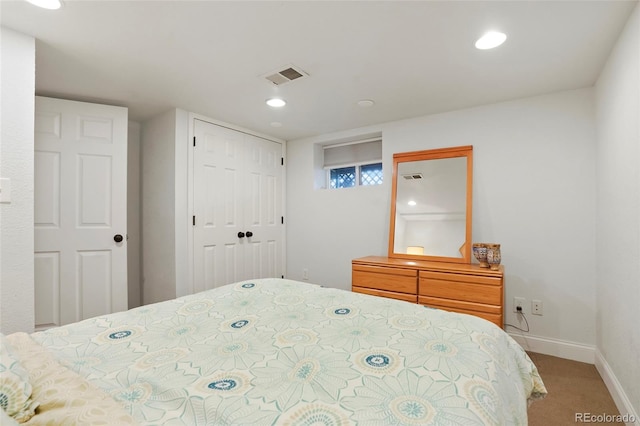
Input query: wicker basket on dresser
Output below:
<box><xmin>352</xmin><ymin>256</ymin><xmax>504</xmax><ymax>329</ymax></box>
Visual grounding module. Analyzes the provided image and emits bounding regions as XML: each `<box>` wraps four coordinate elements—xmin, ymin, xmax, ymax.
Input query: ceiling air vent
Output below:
<box><xmin>263</xmin><ymin>65</ymin><xmax>308</xmax><ymax>86</ymax></box>
<box><xmin>402</xmin><ymin>173</ymin><xmax>423</xmax><ymax>180</ymax></box>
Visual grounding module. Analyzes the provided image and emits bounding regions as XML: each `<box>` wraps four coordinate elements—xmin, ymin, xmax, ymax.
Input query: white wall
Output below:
<box><xmin>0</xmin><ymin>28</ymin><xmax>35</xmax><ymax>334</ymax></box>
<box><xmin>287</xmin><ymin>88</ymin><xmax>597</xmax><ymax>348</ymax></box>
<box><xmin>595</xmin><ymin>3</ymin><xmax>640</xmax><ymax>417</ymax></box>
<box><xmin>287</xmin><ymin>128</ymin><xmax>389</xmax><ymax>288</ymax></box>
<box><xmin>174</xmin><ymin>109</ymin><xmax>189</xmax><ymax>299</ymax></box>
<box><xmin>127</xmin><ymin>121</ymin><xmax>142</xmax><ymax>309</ymax></box>
<box><xmin>141</xmin><ymin>110</ymin><xmax>178</xmax><ymax>304</ymax></box>
<box><xmin>0</xmin><ymin>27</ymin><xmax>145</xmax><ymax>331</ymax></box>
<box><xmin>140</xmin><ymin>108</ymin><xmax>190</xmax><ymax>304</ymax></box>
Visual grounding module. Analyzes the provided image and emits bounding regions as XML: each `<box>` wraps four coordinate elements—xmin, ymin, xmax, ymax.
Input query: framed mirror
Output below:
<box><xmin>388</xmin><ymin>145</ymin><xmax>473</xmax><ymax>263</ymax></box>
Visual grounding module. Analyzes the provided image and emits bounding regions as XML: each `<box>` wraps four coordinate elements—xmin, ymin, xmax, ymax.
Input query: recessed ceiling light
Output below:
<box><xmin>475</xmin><ymin>31</ymin><xmax>507</xmax><ymax>50</ymax></box>
<box><xmin>266</xmin><ymin>98</ymin><xmax>286</xmax><ymax>107</ymax></box>
<box><xmin>408</xmin><ymin>200</ymin><xmax>417</xmax><ymax>206</ymax></box>
<box><xmin>25</xmin><ymin>0</ymin><xmax>63</xmax><ymax>9</ymax></box>
<box><xmin>357</xmin><ymin>99</ymin><xmax>375</xmax><ymax>108</ymax></box>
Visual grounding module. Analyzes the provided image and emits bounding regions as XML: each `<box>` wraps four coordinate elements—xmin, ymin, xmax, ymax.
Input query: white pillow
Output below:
<box><xmin>0</xmin><ymin>406</ymin><xmax>20</xmax><ymax>426</ymax></box>
<box><xmin>0</xmin><ymin>333</ymin><xmax>38</xmax><ymax>423</ymax></box>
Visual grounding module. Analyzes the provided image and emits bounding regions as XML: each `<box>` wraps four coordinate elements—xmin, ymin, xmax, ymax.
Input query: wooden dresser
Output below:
<box><xmin>352</xmin><ymin>256</ymin><xmax>504</xmax><ymax>328</ymax></box>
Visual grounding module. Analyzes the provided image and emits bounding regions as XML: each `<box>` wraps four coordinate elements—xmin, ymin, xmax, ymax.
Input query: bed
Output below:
<box><xmin>2</xmin><ymin>278</ymin><xmax>546</xmax><ymax>425</ymax></box>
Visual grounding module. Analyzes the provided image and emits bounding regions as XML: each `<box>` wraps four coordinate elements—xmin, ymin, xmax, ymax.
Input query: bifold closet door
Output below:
<box><xmin>242</xmin><ymin>133</ymin><xmax>283</xmax><ymax>282</ymax></box>
<box><xmin>192</xmin><ymin>119</ymin><xmax>283</xmax><ymax>293</ymax></box>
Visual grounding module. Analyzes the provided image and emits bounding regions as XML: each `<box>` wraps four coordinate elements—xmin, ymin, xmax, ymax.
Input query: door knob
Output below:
<box><xmin>246</xmin><ymin>231</ymin><xmax>253</xmax><ymax>238</ymax></box>
<box><xmin>114</xmin><ymin>234</ymin><xmax>124</xmax><ymax>243</ymax></box>
<box><xmin>237</xmin><ymin>232</ymin><xmax>245</xmax><ymax>238</ymax></box>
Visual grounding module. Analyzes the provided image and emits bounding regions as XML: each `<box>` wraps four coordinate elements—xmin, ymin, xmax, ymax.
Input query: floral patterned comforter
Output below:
<box><xmin>27</xmin><ymin>278</ymin><xmax>546</xmax><ymax>425</ymax></box>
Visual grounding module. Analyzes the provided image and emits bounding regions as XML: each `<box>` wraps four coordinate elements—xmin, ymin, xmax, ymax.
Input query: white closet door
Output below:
<box><xmin>243</xmin><ymin>134</ymin><xmax>283</xmax><ymax>281</ymax></box>
<box><xmin>193</xmin><ymin>120</ymin><xmax>244</xmax><ymax>292</ymax></box>
<box><xmin>34</xmin><ymin>96</ymin><xmax>128</xmax><ymax>328</ymax></box>
<box><xmin>192</xmin><ymin>119</ymin><xmax>283</xmax><ymax>293</ymax></box>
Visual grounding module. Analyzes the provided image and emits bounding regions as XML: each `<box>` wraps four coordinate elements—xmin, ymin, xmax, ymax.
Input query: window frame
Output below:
<box><xmin>325</xmin><ymin>160</ymin><xmax>383</xmax><ymax>189</ymax></box>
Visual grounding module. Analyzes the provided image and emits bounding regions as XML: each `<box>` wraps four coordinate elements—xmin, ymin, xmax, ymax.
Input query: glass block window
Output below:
<box><xmin>360</xmin><ymin>163</ymin><xmax>383</xmax><ymax>186</ymax></box>
<box><xmin>321</xmin><ymin>137</ymin><xmax>383</xmax><ymax>190</ymax></box>
<box><xmin>330</xmin><ymin>166</ymin><xmax>356</xmax><ymax>189</ymax></box>
<box><xmin>328</xmin><ymin>163</ymin><xmax>383</xmax><ymax>189</ymax></box>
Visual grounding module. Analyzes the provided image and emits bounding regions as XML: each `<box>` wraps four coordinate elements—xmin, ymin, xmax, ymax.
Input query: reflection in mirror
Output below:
<box><xmin>394</xmin><ymin>157</ymin><xmax>467</xmax><ymax>257</ymax></box>
<box><xmin>389</xmin><ymin>146</ymin><xmax>472</xmax><ymax>263</ymax></box>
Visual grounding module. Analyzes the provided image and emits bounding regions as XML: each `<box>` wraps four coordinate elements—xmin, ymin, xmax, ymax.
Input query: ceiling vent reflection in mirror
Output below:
<box><xmin>402</xmin><ymin>173</ymin><xmax>423</xmax><ymax>180</ymax></box>
<box><xmin>263</xmin><ymin>64</ymin><xmax>308</xmax><ymax>86</ymax></box>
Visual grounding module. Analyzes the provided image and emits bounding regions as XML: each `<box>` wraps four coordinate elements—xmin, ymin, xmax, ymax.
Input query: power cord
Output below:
<box><xmin>504</xmin><ymin>306</ymin><xmax>530</xmax><ymax>332</ymax></box>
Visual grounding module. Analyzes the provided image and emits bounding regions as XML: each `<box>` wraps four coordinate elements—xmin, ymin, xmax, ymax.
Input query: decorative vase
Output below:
<box><xmin>486</xmin><ymin>244</ymin><xmax>501</xmax><ymax>270</ymax></box>
<box><xmin>472</xmin><ymin>243</ymin><xmax>489</xmax><ymax>268</ymax></box>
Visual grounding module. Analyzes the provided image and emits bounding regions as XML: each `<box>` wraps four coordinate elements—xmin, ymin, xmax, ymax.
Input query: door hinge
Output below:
<box><xmin>281</xmin><ymin>216</ymin><xmax>284</xmax><ymax>225</ymax></box>
<box><xmin>281</xmin><ymin>157</ymin><xmax>284</xmax><ymax>166</ymax></box>
<box><xmin>192</xmin><ymin>215</ymin><xmax>196</xmax><ymax>226</ymax></box>
<box><xmin>281</xmin><ymin>275</ymin><xmax>284</xmax><ymax>279</ymax></box>
<box><xmin>193</xmin><ymin>136</ymin><xmax>196</xmax><ymax>147</ymax></box>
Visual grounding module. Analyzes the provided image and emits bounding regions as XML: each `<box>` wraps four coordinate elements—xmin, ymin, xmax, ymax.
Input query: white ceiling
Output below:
<box><xmin>1</xmin><ymin>0</ymin><xmax>636</xmax><ymax>141</ymax></box>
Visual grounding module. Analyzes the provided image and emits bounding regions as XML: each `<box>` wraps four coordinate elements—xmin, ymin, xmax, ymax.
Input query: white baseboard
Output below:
<box><xmin>507</xmin><ymin>332</ymin><xmax>595</xmax><ymax>364</ymax></box>
<box><xmin>507</xmin><ymin>333</ymin><xmax>638</xmax><ymax>426</ymax></box>
<box><xmin>594</xmin><ymin>350</ymin><xmax>640</xmax><ymax>426</ymax></box>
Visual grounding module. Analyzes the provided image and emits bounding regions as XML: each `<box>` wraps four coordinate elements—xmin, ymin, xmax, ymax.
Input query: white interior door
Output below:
<box><xmin>34</xmin><ymin>96</ymin><xmax>128</xmax><ymax>329</ymax></box>
<box><xmin>243</xmin><ymin>133</ymin><xmax>283</xmax><ymax>280</ymax></box>
<box><xmin>193</xmin><ymin>120</ymin><xmax>244</xmax><ymax>291</ymax></box>
<box><xmin>193</xmin><ymin>119</ymin><xmax>283</xmax><ymax>293</ymax></box>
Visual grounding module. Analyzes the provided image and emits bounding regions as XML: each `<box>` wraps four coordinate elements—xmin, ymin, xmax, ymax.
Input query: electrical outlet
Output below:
<box><xmin>513</xmin><ymin>297</ymin><xmax>525</xmax><ymax>313</ymax></box>
<box><xmin>532</xmin><ymin>300</ymin><xmax>543</xmax><ymax>315</ymax></box>
<box><xmin>302</xmin><ymin>268</ymin><xmax>309</xmax><ymax>280</ymax></box>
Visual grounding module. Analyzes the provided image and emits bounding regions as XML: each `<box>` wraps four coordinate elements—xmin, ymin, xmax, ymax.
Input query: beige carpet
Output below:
<box><xmin>527</xmin><ymin>352</ymin><xmax>624</xmax><ymax>425</ymax></box>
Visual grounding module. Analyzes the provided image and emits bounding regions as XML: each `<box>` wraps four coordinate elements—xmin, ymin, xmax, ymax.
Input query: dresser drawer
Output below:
<box><xmin>418</xmin><ymin>296</ymin><xmax>501</xmax><ymax>315</ymax></box>
<box><xmin>352</xmin><ymin>264</ymin><xmax>417</xmax><ymax>295</ymax></box>
<box><xmin>419</xmin><ymin>273</ymin><xmax>502</xmax><ymax>305</ymax></box>
<box><xmin>421</xmin><ymin>270</ymin><xmax>502</xmax><ymax>286</ymax></box>
<box><xmin>354</xmin><ymin>286</ymin><xmax>417</xmax><ymax>303</ymax></box>
<box><xmin>352</xmin><ymin>256</ymin><xmax>504</xmax><ymax>329</ymax></box>
<box><xmin>422</xmin><ymin>301</ymin><xmax>502</xmax><ymax>328</ymax></box>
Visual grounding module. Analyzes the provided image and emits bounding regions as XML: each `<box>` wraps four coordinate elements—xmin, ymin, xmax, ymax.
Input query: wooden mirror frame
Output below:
<box><xmin>388</xmin><ymin>145</ymin><xmax>473</xmax><ymax>263</ymax></box>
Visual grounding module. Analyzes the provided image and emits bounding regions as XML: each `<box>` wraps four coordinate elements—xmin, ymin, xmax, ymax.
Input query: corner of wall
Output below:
<box><xmin>594</xmin><ymin>2</ymin><xmax>640</xmax><ymax>420</ymax></box>
<box><xmin>595</xmin><ymin>350</ymin><xmax>640</xmax><ymax>425</ymax></box>
<box><xmin>140</xmin><ymin>110</ymin><xmax>178</xmax><ymax>304</ymax></box>
<box><xmin>127</xmin><ymin>121</ymin><xmax>142</xmax><ymax>309</ymax></box>
<box><xmin>174</xmin><ymin>108</ymin><xmax>190</xmax><ymax>298</ymax></box>
<box><xmin>0</xmin><ymin>28</ymin><xmax>36</xmax><ymax>334</ymax></box>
